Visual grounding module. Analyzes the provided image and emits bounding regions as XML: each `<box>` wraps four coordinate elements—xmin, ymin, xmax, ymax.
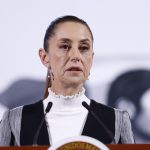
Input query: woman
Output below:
<box><xmin>0</xmin><ymin>15</ymin><xmax>134</xmax><ymax>146</ymax></box>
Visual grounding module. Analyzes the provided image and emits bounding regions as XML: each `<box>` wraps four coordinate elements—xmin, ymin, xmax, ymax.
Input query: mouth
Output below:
<box><xmin>66</xmin><ymin>67</ymin><xmax>83</xmax><ymax>72</ymax></box>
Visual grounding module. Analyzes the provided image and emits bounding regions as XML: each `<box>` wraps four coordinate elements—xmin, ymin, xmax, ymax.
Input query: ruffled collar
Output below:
<box><xmin>43</xmin><ymin>87</ymin><xmax>89</xmax><ymax>112</ymax></box>
<box><xmin>48</xmin><ymin>88</ymin><xmax>85</xmax><ymax>100</ymax></box>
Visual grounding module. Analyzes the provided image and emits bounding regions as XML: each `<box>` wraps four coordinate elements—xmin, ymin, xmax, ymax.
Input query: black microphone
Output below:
<box><xmin>33</xmin><ymin>101</ymin><xmax>53</xmax><ymax>146</ymax></box>
<box><xmin>82</xmin><ymin>101</ymin><xmax>116</xmax><ymax>144</ymax></box>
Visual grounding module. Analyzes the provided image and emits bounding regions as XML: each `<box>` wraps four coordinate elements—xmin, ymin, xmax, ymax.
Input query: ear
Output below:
<box><xmin>39</xmin><ymin>48</ymin><xmax>50</xmax><ymax>68</ymax></box>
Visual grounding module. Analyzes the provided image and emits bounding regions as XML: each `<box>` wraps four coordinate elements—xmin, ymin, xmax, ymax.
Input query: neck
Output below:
<box><xmin>51</xmin><ymin>83</ymin><xmax>83</xmax><ymax>96</ymax></box>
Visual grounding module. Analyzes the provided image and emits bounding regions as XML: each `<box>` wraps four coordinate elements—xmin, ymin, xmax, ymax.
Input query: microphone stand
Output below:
<box><xmin>33</xmin><ymin>102</ymin><xmax>53</xmax><ymax>146</ymax></box>
<box><xmin>82</xmin><ymin>101</ymin><xmax>116</xmax><ymax>144</ymax></box>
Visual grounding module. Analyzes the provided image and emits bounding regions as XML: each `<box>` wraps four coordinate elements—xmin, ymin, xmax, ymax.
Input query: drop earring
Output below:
<box><xmin>51</xmin><ymin>72</ymin><xmax>54</xmax><ymax>81</ymax></box>
<box><xmin>49</xmin><ymin>66</ymin><xmax>54</xmax><ymax>80</ymax></box>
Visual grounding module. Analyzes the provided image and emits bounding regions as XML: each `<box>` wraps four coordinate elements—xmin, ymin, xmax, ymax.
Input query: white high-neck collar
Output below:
<box><xmin>43</xmin><ymin>87</ymin><xmax>90</xmax><ymax>112</ymax></box>
<box><xmin>48</xmin><ymin>87</ymin><xmax>85</xmax><ymax>100</ymax></box>
<box><xmin>43</xmin><ymin>87</ymin><xmax>90</xmax><ymax>145</ymax></box>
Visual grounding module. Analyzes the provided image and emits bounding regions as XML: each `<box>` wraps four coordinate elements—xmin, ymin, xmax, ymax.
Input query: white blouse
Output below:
<box><xmin>43</xmin><ymin>88</ymin><xmax>90</xmax><ymax>145</ymax></box>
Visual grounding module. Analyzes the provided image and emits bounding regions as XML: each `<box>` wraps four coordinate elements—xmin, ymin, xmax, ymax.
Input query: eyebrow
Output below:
<box><xmin>58</xmin><ymin>38</ymin><xmax>71</xmax><ymax>43</ymax></box>
<box><xmin>79</xmin><ymin>39</ymin><xmax>91</xmax><ymax>43</ymax></box>
<box><xmin>58</xmin><ymin>38</ymin><xmax>91</xmax><ymax>43</ymax></box>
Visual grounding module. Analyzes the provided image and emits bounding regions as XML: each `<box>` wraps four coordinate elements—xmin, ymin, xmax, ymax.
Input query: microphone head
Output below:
<box><xmin>82</xmin><ymin>101</ymin><xmax>91</xmax><ymax>111</ymax></box>
<box><xmin>45</xmin><ymin>101</ymin><xmax>53</xmax><ymax>113</ymax></box>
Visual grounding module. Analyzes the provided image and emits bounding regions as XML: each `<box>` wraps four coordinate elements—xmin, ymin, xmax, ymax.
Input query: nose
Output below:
<box><xmin>71</xmin><ymin>57</ymin><xmax>80</xmax><ymax>62</ymax></box>
<box><xmin>70</xmin><ymin>48</ymin><xmax>81</xmax><ymax>62</ymax></box>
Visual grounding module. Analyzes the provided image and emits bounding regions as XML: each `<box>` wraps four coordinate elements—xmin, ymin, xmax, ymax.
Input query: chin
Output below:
<box><xmin>64</xmin><ymin>77</ymin><xmax>84</xmax><ymax>86</ymax></box>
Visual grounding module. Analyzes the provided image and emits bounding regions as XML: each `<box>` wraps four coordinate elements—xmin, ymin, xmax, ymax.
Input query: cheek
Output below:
<box><xmin>50</xmin><ymin>56</ymin><xmax>65</xmax><ymax>74</ymax></box>
<box><xmin>49</xmin><ymin>53</ymin><xmax>61</xmax><ymax>65</ymax></box>
<box><xmin>83</xmin><ymin>55</ymin><xmax>93</xmax><ymax>69</ymax></box>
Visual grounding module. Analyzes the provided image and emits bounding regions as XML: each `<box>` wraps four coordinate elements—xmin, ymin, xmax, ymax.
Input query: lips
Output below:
<box><xmin>66</xmin><ymin>67</ymin><xmax>82</xmax><ymax>71</ymax></box>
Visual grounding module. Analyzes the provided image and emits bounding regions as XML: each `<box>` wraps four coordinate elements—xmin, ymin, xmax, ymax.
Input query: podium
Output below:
<box><xmin>107</xmin><ymin>144</ymin><xmax>150</xmax><ymax>150</ymax></box>
<box><xmin>0</xmin><ymin>136</ymin><xmax>149</xmax><ymax>150</ymax></box>
<box><xmin>0</xmin><ymin>145</ymin><xmax>150</xmax><ymax>150</ymax></box>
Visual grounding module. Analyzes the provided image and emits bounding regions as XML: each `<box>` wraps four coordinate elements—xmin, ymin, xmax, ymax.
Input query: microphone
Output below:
<box><xmin>33</xmin><ymin>101</ymin><xmax>53</xmax><ymax>146</ymax></box>
<box><xmin>82</xmin><ymin>101</ymin><xmax>116</xmax><ymax>144</ymax></box>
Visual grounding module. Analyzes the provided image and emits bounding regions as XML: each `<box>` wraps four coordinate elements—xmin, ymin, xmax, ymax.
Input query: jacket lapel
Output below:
<box><xmin>20</xmin><ymin>100</ymin><xmax>50</xmax><ymax>145</ymax></box>
<box><xmin>82</xmin><ymin>100</ymin><xmax>115</xmax><ymax>144</ymax></box>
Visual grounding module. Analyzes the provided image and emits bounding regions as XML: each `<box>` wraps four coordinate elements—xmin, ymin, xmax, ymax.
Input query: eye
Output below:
<box><xmin>59</xmin><ymin>44</ymin><xmax>71</xmax><ymax>51</ymax></box>
<box><xmin>79</xmin><ymin>45</ymin><xmax>90</xmax><ymax>52</ymax></box>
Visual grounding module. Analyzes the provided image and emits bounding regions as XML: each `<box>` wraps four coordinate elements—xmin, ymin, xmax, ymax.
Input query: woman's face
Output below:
<box><xmin>46</xmin><ymin>22</ymin><xmax>93</xmax><ymax>87</ymax></box>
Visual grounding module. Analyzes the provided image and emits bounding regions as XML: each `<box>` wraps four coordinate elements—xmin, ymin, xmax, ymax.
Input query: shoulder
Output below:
<box><xmin>21</xmin><ymin>99</ymin><xmax>43</xmax><ymax>114</ymax></box>
<box><xmin>90</xmin><ymin>99</ymin><xmax>114</xmax><ymax>109</ymax></box>
<box><xmin>4</xmin><ymin>100</ymin><xmax>43</xmax><ymax>121</ymax></box>
<box><xmin>90</xmin><ymin>99</ymin><xmax>130</xmax><ymax>120</ymax></box>
<box><xmin>90</xmin><ymin>99</ymin><xmax>115</xmax><ymax>115</ymax></box>
<box><xmin>10</xmin><ymin>99</ymin><xmax>43</xmax><ymax>114</ymax></box>
<box><xmin>90</xmin><ymin>99</ymin><xmax>116</xmax><ymax>127</ymax></box>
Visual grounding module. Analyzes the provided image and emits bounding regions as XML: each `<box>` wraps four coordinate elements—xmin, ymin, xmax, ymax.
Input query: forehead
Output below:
<box><xmin>52</xmin><ymin>22</ymin><xmax>92</xmax><ymax>42</ymax></box>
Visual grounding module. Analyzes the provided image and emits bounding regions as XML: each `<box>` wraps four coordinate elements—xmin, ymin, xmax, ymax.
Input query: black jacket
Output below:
<box><xmin>0</xmin><ymin>100</ymin><xmax>135</xmax><ymax>146</ymax></box>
